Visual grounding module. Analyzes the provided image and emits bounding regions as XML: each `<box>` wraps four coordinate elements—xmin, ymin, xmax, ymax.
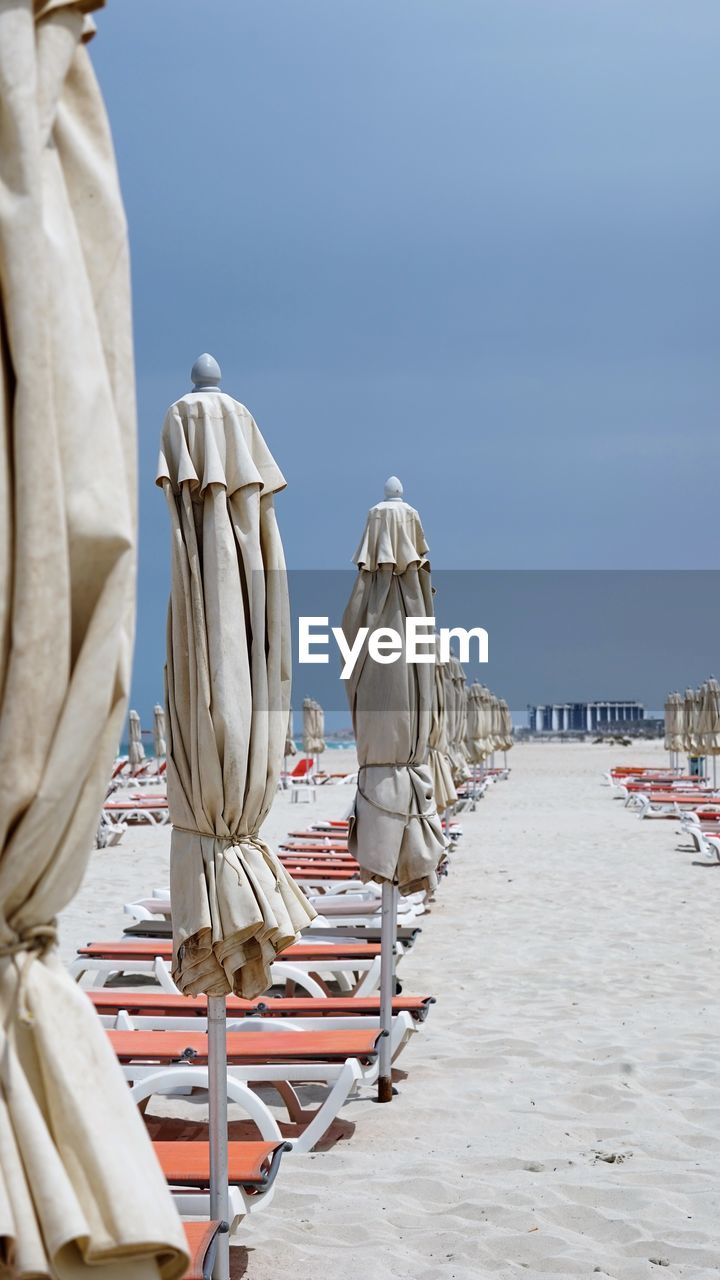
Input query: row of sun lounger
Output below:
<box><xmin>73</xmin><ymin>768</ymin><xmax>511</xmax><ymax>1259</ymax></box>
<box><xmin>605</xmin><ymin>762</ymin><xmax>720</xmax><ymax>862</ymax></box>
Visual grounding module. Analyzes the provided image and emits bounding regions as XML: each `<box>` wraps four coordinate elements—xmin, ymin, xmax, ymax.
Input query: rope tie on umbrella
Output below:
<box><xmin>356</xmin><ymin>763</ymin><xmax>439</xmax><ymax>822</ymax></box>
<box><xmin>0</xmin><ymin>923</ymin><xmax>58</xmax><ymax>1024</ymax></box>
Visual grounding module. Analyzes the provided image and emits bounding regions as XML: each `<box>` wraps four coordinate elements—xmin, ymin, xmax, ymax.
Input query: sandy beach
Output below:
<box><xmin>60</xmin><ymin>741</ymin><xmax>720</xmax><ymax>1279</ymax></box>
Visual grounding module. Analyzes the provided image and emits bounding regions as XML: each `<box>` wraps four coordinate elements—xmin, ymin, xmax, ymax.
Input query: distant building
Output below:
<box><xmin>528</xmin><ymin>701</ymin><xmax>644</xmax><ymax>733</ymax></box>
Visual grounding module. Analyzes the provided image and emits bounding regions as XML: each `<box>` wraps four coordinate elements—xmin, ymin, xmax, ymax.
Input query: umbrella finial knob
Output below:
<box><xmin>191</xmin><ymin>353</ymin><xmax>222</xmax><ymax>391</ymax></box>
<box><xmin>384</xmin><ymin>475</ymin><xmax>403</xmax><ymax>501</ymax></box>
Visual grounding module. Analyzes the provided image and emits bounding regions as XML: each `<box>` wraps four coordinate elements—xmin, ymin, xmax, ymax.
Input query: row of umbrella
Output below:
<box><xmin>0</xmin><ymin>12</ymin><xmax>516</xmax><ymax>1277</ymax></box>
<box><xmin>664</xmin><ymin>681</ymin><xmax>720</xmax><ymax>759</ymax></box>
<box><xmin>123</xmin><ymin>701</ymin><xmax>323</xmax><ymax>768</ymax></box>
<box><xmin>127</xmin><ymin>706</ymin><xmax>167</xmax><ymax>765</ymax></box>
<box><xmin>466</xmin><ymin>684</ymin><xmax>513</xmax><ymax>765</ymax></box>
<box><xmin>428</xmin><ymin>657</ymin><xmax>513</xmax><ymax>815</ymax></box>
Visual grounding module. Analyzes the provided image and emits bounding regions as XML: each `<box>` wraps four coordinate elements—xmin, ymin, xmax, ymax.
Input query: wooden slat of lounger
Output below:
<box><xmin>79</xmin><ymin>940</ymin><xmax>380</xmax><ymax>960</ymax></box>
<box><xmin>88</xmin><ymin>990</ymin><xmax>433</xmax><ymax>1020</ymax></box>
<box><xmin>156</xmin><ymin>1140</ymin><xmax>278</xmax><ymax>1186</ymax></box>
<box><xmin>183</xmin><ymin>1220</ymin><xmax>223</xmax><ymax>1280</ymax></box>
<box><xmin>109</xmin><ymin>1027</ymin><xmax>382</xmax><ymax>1063</ymax></box>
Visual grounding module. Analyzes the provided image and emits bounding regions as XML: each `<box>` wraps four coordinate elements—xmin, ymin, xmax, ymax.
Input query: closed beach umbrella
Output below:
<box><xmin>0</xmin><ymin>6</ymin><xmax>187</xmax><ymax>1275</ymax></box>
<box><xmin>490</xmin><ymin>693</ymin><xmax>503</xmax><ymax>757</ymax></box>
<box><xmin>698</xmin><ymin>678</ymin><xmax>720</xmax><ymax>785</ymax></box>
<box><xmin>158</xmin><ymin>359</ymin><xmax>315</xmax><ymax>996</ymax></box>
<box><xmin>499</xmin><ymin>699</ymin><xmax>513</xmax><ymax>753</ymax></box>
<box><xmin>302</xmin><ymin>697</ymin><xmax>326</xmax><ymax>754</ymax></box>
<box><xmin>158</xmin><ymin>356</ymin><xmax>316</xmax><ymax>1265</ymax></box>
<box><xmin>427</xmin><ymin>640</ymin><xmax>457</xmax><ymax>814</ymax></box>
<box><xmin>342</xmin><ymin>476</ymin><xmax>445</xmax><ymax>1100</ymax></box>
<box><xmin>285</xmin><ymin>706</ymin><xmax>297</xmax><ymax>757</ymax></box>
<box><xmin>128</xmin><ymin>708</ymin><xmax>145</xmax><ymax>766</ymax></box>
<box><xmin>153</xmin><ymin>703</ymin><xmax>167</xmax><ymax>759</ymax></box>
<box><xmin>465</xmin><ymin>683</ymin><xmax>486</xmax><ymax>764</ymax></box>
<box><xmin>683</xmin><ymin>687</ymin><xmax>701</xmax><ymax>759</ymax></box>
<box><xmin>664</xmin><ymin>691</ymin><xmax>684</xmax><ymax>758</ymax></box>
<box><xmin>447</xmin><ymin>656</ymin><xmax>469</xmax><ymax>783</ymax></box>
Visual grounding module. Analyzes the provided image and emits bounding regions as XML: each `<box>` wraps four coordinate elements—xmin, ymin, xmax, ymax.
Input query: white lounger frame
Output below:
<box><xmin>115</xmin><ymin>1010</ymin><xmax>414</xmax><ymax>1156</ymax></box>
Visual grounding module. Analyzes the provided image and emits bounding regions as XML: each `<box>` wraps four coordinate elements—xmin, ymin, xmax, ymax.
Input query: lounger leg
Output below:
<box><xmin>290</xmin><ymin>1060</ymin><xmax>363</xmax><ymax>1153</ymax></box>
<box><xmin>129</xmin><ymin>1068</ymin><xmax>283</xmax><ymax>1142</ymax></box>
<box><xmin>271</xmin><ymin>1079</ymin><xmax>309</xmax><ymax>1125</ymax></box>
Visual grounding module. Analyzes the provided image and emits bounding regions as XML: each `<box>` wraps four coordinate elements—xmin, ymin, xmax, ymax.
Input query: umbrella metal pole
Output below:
<box><xmin>208</xmin><ymin>994</ymin><xmax>230</xmax><ymax>1280</ymax></box>
<box><xmin>378</xmin><ymin>881</ymin><xmax>397</xmax><ymax>1102</ymax></box>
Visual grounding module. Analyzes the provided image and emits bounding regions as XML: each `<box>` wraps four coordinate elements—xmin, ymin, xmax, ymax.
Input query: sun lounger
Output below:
<box><xmin>634</xmin><ymin>791</ymin><xmax>720</xmax><ymax>818</ymax></box>
<box><xmin>71</xmin><ymin>938</ymin><xmax>396</xmax><ymax>996</ymax></box>
<box><xmin>183</xmin><ymin>1220</ymin><xmax>228</xmax><ymax>1280</ymax></box>
<box><xmin>122</xmin><ymin>916</ymin><xmax>423</xmax><ymax>946</ymax></box>
<box><xmin>87</xmin><ymin>989</ymin><xmax>435</xmax><ymax>1023</ymax></box>
<box><xmin>110</xmin><ymin>1024</ymin><xmax>399</xmax><ymax>1153</ymax></box>
<box><xmin>157</xmin><ymin>1138</ymin><xmax>289</xmax><ymax>1222</ymax></box>
<box><xmin>103</xmin><ymin>795</ymin><xmax>170</xmax><ymax>825</ymax></box>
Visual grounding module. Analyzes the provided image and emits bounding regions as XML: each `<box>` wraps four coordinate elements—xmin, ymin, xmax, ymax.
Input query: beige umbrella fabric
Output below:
<box><xmin>498</xmin><ymin>698</ymin><xmax>513</xmax><ymax>752</ymax></box>
<box><xmin>683</xmin><ymin>687</ymin><xmax>701</xmax><ymax>757</ymax></box>
<box><xmin>153</xmin><ymin>703</ymin><xmax>167</xmax><ymax>759</ymax></box>
<box><xmin>698</xmin><ymin>679</ymin><xmax>720</xmax><ymax>757</ymax></box>
<box><xmin>0</xmin><ymin>6</ymin><xmax>188</xmax><ymax>1276</ymax></box>
<box><xmin>302</xmin><ymin>697</ymin><xmax>326</xmax><ymax>755</ymax></box>
<box><xmin>158</xmin><ymin>388</ymin><xmax>316</xmax><ymax>999</ymax></box>
<box><xmin>664</xmin><ymin>691</ymin><xmax>684</xmax><ymax>753</ymax></box>
<box><xmin>128</xmin><ymin>708</ymin><xmax>145</xmax><ymax>766</ymax></box>
<box><xmin>446</xmin><ymin>657</ymin><xmax>469</xmax><ymax>782</ymax></box>
<box><xmin>427</xmin><ymin>641</ymin><xmax>457</xmax><ymax>814</ymax></box>
<box><xmin>284</xmin><ymin>707</ymin><xmax>297</xmax><ymax>757</ymax></box>
<box><xmin>342</xmin><ymin>498</ymin><xmax>445</xmax><ymax>895</ymax></box>
<box><xmin>465</xmin><ymin>683</ymin><xmax>487</xmax><ymax>763</ymax></box>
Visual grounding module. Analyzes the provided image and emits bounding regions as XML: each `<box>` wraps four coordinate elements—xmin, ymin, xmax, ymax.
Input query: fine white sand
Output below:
<box><xmin>60</xmin><ymin>742</ymin><xmax>720</xmax><ymax>1279</ymax></box>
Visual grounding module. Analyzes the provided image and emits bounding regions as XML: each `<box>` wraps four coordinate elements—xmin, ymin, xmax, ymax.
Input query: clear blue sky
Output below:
<box><xmin>90</xmin><ymin>1</ymin><xmax>720</xmax><ymax>721</ymax></box>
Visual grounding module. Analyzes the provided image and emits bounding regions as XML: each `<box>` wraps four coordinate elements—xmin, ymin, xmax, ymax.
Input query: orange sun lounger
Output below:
<box><xmin>88</xmin><ymin>988</ymin><xmax>434</xmax><ymax>1023</ymax></box>
<box><xmin>157</xmin><ymin>1137</ymin><xmax>290</xmax><ymax>1223</ymax></box>
<box><xmin>78</xmin><ymin>939</ymin><xmax>380</xmax><ymax>962</ymax></box>
<box><xmin>113</xmin><ymin>1025</ymin><xmax>394</xmax><ymax>1155</ymax></box>
<box><xmin>110</xmin><ymin>1027</ymin><xmax>384</xmax><ymax>1065</ymax></box>
<box><xmin>72</xmin><ymin>936</ymin><xmax>388</xmax><ymax>999</ymax></box>
<box><xmin>182</xmin><ymin>1220</ymin><xmax>228</xmax><ymax>1280</ymax></box>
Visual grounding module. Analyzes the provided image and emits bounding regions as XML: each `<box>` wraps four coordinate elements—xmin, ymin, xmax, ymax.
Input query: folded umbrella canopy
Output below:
<box><xmin>498</xmin><ymin>698</ymin><xmax>513</xmax><ymax>753</ymax></box>
<box><xmin>465</xmin><ymin>682</ymin><xmax>489</xmax><ymax>763</ymax></box>
<box><xmin>153</xmin><ymin>704</ymin><xmax>167</xmax><ymax>760</ymax></box>
<box><xmin>683</xmin><ymin>687</ymin><xmax>702</xmax><ymax>759</ymax></box>
<box><xmin>158</xmin><ymin>357</ymin><xmax>316</xmax><ymax>1275</ymax></box>
<box><xmin>664</xmin><ymin>691</ymin><xmax>684</xmax><ymax>756</ymax></box>
<box><xmin>427</xmin><ymin>640</ymin><xmax>457</xmax><ymax>815</ymax></box>
<box><xmin>697</xmin><ymin>678</ymin><xmax>720</xmax><ymax>785</ymax></box>
<box><xmin>157</xmin><ymin>358</ymin><xmax>316</xmax><ymax>1001</ymax></box>
<box><xmin>342</xmin><ymin>480</ymin><xmax>446</xmax><ymax>896</ymax></box>
<box><xmin>342</xmin><ymin>477</ymin><xmax>445</xmax><ymax>1100</ymax></box>
<box><xmin>0</xmin><ymin>5</ymin><xmax>187</xmax><ymax>1275</ymax></box>
<box><xmin>302</xmin><ymin>697</ymin><xmax>326</xmax><ymax>755</ymax></box>
<box><xmin>128</xmin><ymin>708</ymin><xmax>145</xmax><ymax>766</ymax></box>
<box><xmin>489</xmin><ymin>693</ymin><xmax>504</xmax><ymax>756</ymax></box>
<box><xmin>446</xmin><ymin>656</ymin><xmax>469</xmax><ymax>783</ymax></box>
<box><xmin>284</xmin><ymin>706</ymin><xmax>297</xmax><ymax>757</ymax></box>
